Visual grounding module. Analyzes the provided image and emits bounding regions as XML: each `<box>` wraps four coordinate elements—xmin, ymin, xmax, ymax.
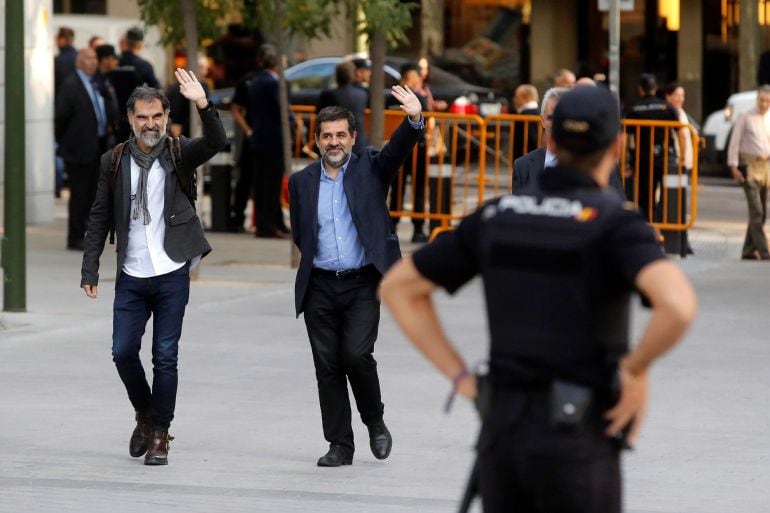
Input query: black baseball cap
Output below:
<box><xmin>552</xmin><ymin>86</ymin><xmax>620</xmax><ymax>155</ymax></box>
<box><xmin>95</xmin><ymin>44</ymin><xmax>117</xmax><ymax>60</ymax></box>
<box><xmin>352</xmin><ymin>58</ymin><xmax>371</xmax><ymax>70</ymax></box>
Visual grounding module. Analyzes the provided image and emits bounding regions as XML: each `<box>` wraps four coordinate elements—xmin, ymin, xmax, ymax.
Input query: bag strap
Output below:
<box><xmin>167</xmin><ymin>136</ymin><xmax>196</xmax><ymax>202</ymax></box>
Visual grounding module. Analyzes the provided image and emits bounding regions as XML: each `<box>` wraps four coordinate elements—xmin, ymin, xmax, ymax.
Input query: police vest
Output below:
<box><xmin>479</xmin><ymin>183</ymin><xmax>631</xmax><ymax>388</ymax></box>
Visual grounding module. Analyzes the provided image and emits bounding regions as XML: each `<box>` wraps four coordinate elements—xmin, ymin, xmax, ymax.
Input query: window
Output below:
<box><xmin>54</xmin><ymin>0</ymin><xmax>107</xmax><ymax>14</ymax></box>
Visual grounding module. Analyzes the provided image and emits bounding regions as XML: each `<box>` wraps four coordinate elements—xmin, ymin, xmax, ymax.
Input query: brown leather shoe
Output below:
<box><xmin>144</xmin><ymin>429</ymin><xmax>174</xmax><ymax>466</ymax></box>
<box><xmin>129</xmin><ymin>412</ymin><xmax>152</xmax><ymax>458</ymax></box>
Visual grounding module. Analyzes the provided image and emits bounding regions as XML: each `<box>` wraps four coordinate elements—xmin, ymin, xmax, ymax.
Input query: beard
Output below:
<box><xmin>321</xmin><ymin>146</ymin><xmax>350</xmax><ymax>168</ymax></box>
<box><xmin>133</xmin><ymin>122</ymin><xmax>167</xmax><ymax>148</ymax></box>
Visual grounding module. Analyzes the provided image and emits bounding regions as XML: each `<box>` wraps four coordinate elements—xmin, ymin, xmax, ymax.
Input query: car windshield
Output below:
<box><xmin>286</xmin><ymin>62</ymin><xmax>336</xmax><ymax>90</ymax></box>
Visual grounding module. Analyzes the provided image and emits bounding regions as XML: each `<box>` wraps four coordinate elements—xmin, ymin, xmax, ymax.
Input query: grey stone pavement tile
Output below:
<box><xmin>1</xmin><ymin>180</ymin><xmax>770</xmax><ymax>512</ymax></box>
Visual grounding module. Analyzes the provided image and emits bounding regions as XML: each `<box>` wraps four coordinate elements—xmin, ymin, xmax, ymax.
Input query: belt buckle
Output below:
<box><xmin>335</xmin><ymin>270</ymin><xmax>343</xmax><ymax>279</ymax></box>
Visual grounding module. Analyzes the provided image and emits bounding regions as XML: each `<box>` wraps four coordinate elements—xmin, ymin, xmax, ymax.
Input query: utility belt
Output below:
<box><xmin>475</xmin><ymin>373</ymin><xmax>630</xmax><ymax>449</ymax></box>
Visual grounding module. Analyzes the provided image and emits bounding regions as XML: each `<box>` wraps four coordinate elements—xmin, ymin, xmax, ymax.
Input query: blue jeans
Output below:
<box><xmin>112</xmin><ymin>263</ymin><xmax>190</xmax><ymax>430</ymax></box>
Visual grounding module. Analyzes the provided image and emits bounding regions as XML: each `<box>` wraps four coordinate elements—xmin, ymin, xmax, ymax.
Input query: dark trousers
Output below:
<box><xmin>112</xmin><ymin>263</ymin><xmax>190</xmax><ymax>430</ymax></box>
<box><xmin>478</xmin><ymin>392</ymin><xmax>621</xmax><ymax>513</ymax></box>
<box><xmin>253</xmin><ymin>150</ymin><xmax>288</xmax><ymax>235</ymax></box>
<box><xmin>302</xmin><ymin>268</ymin><xmax>385</xmax><ymax>452</ymax></box>
<box><xmin>230</xmin><ymin>147</ymin><xmax>255</xmax><ymax>229</ymax></box>
<box><xmin>66</xmin><ymin>156</ymin><xmax>101</xmax><ymax>247</ymax></box>
<box><xmin>390</xmin><ymin>145</ymin><xmax>427</xmax><ymax>234</ymax></box>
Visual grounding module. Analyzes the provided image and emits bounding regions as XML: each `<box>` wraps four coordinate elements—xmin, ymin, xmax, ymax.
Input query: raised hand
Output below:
<box><xmin>175</xmin><ymin>68</ymin><xmax>208</xmax><ymax>109</ymax></box>
<box><xmin>390</xmin><ymin>85</ymin><xmax>423</xmax><ymax>122</ymax></box>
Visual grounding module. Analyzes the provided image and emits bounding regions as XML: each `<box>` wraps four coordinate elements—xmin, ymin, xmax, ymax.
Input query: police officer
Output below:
<box><xmin>624</xmin><ymin>73</ymin><xmax>680</xmax><ymax>221</ymax></box>
<box><xmin>381</xmin><ymin>86</ymin><xmax>697</xmax><ymax>513</ymax></box>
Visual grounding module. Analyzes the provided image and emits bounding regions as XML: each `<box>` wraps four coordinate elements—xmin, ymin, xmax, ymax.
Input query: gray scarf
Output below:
<box><xmin>128</xmin><ymin>135</ymin><xmax>167</xmax><ymax>225</ymax></box>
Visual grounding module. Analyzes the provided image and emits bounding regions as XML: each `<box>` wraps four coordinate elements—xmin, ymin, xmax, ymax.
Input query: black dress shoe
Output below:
<box><xmin>129</xmin><ymin>412</ymin><xmax>152</xmax><ymax>457</ymax></box>
<box><xmin>367</xmin><ymin>420</ymin><xmax>392</xmax><ymax>460</ymax></box>
<box><xmin>411</xmin><ymin>232</ymin><xmax>429</xmax><ymax>244</ymax></box>
<box><xmin>317</xmin><ymin>444</ymin><xmax>353</xmax><ymax>467</ymax></box>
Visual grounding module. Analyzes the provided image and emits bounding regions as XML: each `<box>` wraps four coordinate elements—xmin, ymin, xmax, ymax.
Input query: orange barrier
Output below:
<box><xmin>484</xmin><ymin>113</ymin><xmax>543</xmax><ymax>196</ymax></box>
<box><xmin>620</xmin><ymin>119</ymin><xmax>699</xmax><ymax>231</ymax></box>
<box><xmin>288</xmin><ymin>106</ymin><xmax>699</xmax><ymax>234</ymax></box>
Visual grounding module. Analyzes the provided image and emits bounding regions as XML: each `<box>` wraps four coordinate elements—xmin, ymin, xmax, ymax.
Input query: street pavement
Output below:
<box><xmin>2</xmin><ymin>179</ymin><xmax>770</xmax><ymax>512</ymax></box>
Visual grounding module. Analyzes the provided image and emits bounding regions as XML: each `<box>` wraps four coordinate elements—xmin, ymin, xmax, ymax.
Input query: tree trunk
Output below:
<box><xmin>739</xmin><ymin>0</ymin><xmax>760</xmax><ymax>91</ymax></box>
<box><xmin>420</xmin><ymin>0</ymin><xmax>444</xmax><ymax>57</ymax></box>
<box><xmin>369</xmin><ymin>28</ymin><xmax>387</xmax><ymax>147</ymax></box>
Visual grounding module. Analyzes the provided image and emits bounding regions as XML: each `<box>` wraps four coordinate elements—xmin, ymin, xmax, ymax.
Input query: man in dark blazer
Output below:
<box><xmin>80</xmin><ymin>73</ymin><xmax>226</xmax><ymax>466</ymax></box>
<box><xmin>56</xmin><ymin>48</ymin><xmax>113</xmax><ymax>250</ymax></box>
<box><xmin>514</xmin><ymin>85</ymin><xmax>625</xmax><ymax>198</ymax></box>
<box><xmin>289</xmin><ymin>86</ymin><xmax>424</xmax><ymax>467</ymax></box>
<box><xmin>317</xmin><ymin>61</ymin><xmax>369</xmax><ymax>154</ymax></box>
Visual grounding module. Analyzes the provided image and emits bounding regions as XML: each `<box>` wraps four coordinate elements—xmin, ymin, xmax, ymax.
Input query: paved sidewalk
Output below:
<box><xmin>2</xmin><ymin>180</ymin><xmax>770</xmax><ymax>512</ymax></box>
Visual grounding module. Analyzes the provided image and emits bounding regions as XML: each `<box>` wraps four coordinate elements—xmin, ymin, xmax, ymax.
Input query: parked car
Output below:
<box><xmin>702</xmin><ymin>90</ymin><xmax>757</xmax><ymax>166</ymax></box>
<box><xmin>284</xmin><ymin>56</ymin><xmax>509</xmax><ymax>114</ymax></box>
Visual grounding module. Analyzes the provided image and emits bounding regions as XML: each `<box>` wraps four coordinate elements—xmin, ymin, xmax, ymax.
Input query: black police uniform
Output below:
<box><xmin>624</xmin><ymin>94</ymin><xmax>679</xmax><ymax>220</ymax></box>
<box><xmin>411</xmin><ymin>167</ymin><xmax>665</xmax><ymax>512</ymax></box>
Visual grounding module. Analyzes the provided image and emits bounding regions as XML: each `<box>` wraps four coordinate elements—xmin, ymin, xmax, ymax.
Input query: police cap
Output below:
<box><xmin>126</xmin><ymin>27</ymin><xmax>144</xmax><ymax>42</ymax></box>
<box><xmin>352</xmin><ymin>58</ymin><xmax>371</xmax><ymax>70</ymax></box>
<box><xmin>95</xmin><ymin>44</ymin><xmax>117</xmax><ymax>60</ymax></box>
<box><xmin>551</xmin><ymin>86</ymin><xmax>620</xmax><ymax>155</ymax></box>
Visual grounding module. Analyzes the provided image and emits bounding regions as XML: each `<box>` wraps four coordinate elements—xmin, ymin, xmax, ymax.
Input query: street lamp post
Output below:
<box><xmin>3</xmin><ymin>0</ymin><xmax>27</xmax><ymax>312</ymax></box>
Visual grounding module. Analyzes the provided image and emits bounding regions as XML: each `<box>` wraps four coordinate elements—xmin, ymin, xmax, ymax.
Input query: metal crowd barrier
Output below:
<box><xmin>287</xmin><ymin>106</ymin><xmax>699</xmax><ymax>236</ymax></box>
<box><xmin>620</xmin><ymin>119</ymin><xmax>699</xmax><ymax>231</ymax></box>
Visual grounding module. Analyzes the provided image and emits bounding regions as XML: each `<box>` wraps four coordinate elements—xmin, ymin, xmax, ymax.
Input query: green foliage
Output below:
<box><xmin>137</xmin><ymin>0</ymin><xmax>236</xmax><ymax>46</ymax></box>
<box><xmin>250</xmin><ymin>0</ymin><xmax>342</xmax><ymax>40</ymax></box>
<box><xmin>350</xmin><ymin>0</ymin><xmax>417</xmax><ymax>47</ymax></box>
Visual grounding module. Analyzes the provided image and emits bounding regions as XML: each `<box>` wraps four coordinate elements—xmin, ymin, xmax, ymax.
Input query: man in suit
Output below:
<box><xmin>514</xmin><ymin>85</ymin><xmax>625</xmax><ymax>198</ymax></box>
<box><xmin>246</xmin><ymin>44</ymin><xmax>291</xmax><ymax>239</ymax></box>
<box><xmin>512</xmin><ymin>84</ymin><xmax>540</xmax><ymax>158</ymax></box>
<box><xmin>80</xmin><ymin>73</ymin><xmax>226</xmax><ymax>465</ymax></box>
<box><xmin>289</xmin><ymin>86</ymin><xmax>424</xmax><ymax>467</ymax></box>
<box><xmin>56</xmin><ymin>48</ymin><xmax>113</xmax><ymax>250</ymax></box>
<box><xmin>317</xmin><ymin>61</ymin><xmax>369</xmax><ymax>154</ymax></box>
<box><xmin>512</xmin><ymin>87</ymin><xmax>569</xmax><ymax>191</ymax></box>
<box><xmin>119</xmin><ymin>27</ymin><xmax>160</xmax><ymax>89</ymax></box>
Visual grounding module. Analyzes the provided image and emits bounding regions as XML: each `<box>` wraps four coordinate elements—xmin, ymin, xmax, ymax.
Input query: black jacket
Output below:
<box><xmin>119</xmin><ymin>51</ymin><xmax>160</xmax><ymax>89</ymax></box>
<box><xmin>55</xmin><ymin>73</ymin><xmax>105</xmax><ymax>164</ymax></box>
<box><xmin>80</xmin><ymin>106</ymin><xmax>227</xmax><ymax>287</ymax></box>
<box><xmin>289</xmin><ymin>118</ymin><xmax>423</xmax><ymax>316</ymax></box>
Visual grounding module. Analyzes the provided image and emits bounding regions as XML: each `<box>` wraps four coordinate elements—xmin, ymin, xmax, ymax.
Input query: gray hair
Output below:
<box><xmin>541</xmin><ymin>87</ymin><xmax>571</xmax><ymax>115</ymax></box>
<box><xmin>759</xmin><ymin>85</ymin><xmax>770</xmax><ymax>95</ymax></box>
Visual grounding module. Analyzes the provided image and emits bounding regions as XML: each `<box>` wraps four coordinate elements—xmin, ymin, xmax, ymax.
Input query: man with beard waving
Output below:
<box><xmin>80</xmin><ymin>69</ymin><xmax>226</xmax><ymax>465</ymax></box>
<box><xmin>289</xmin><ymin>86</ymin><xmax>424</xmax><ymax>467</ymax></box>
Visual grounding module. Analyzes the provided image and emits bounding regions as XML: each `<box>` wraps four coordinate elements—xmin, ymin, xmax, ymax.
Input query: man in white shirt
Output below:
<box><xmin>80</xmin><ymin>70</ymin><xmax>226</xmax><ymax>465</ymax></box>
<box><xmin>727</xmin><ymin>85</ymin><xmax>770</xmax><ymax>260</ymax></box>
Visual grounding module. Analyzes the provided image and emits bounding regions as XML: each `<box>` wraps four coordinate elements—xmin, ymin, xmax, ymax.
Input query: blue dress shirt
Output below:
<box><xmin>313</xmin><ymin>157</ymin><xmax>369</xmax><ymax>271</ymax></box>
<box><xmin>313</xmin><ymin>114</ymin><xmax>425</xmax><ymax>271</ymax></box>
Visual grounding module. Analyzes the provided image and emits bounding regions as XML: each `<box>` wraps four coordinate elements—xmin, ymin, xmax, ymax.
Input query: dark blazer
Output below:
<box><xmin>54</xmin><ymin>45</ymin><xmax>77</xmax><ymax>95</ymax></box>
<box><xmin>513</xmin><ymin>147</ymin><xmax>626</xmax><ymax>198</ymax></box>
<box><xmin>317</xmin><ymin>84</ymin><xmax>369</xmax><ymax>153</ymax></box>
<box><xmin>81</xmin><ymin>106</ymin><xmax>227</xmax><ymax>287</ymax></box>
<box><xmin>512</xmin><ymin>106</ymin><xmax>540</xmax><ymax>158</ymax></box>
<box><xmin>55</xmin><ymin>73</ymin><xmax>104</xmax><ymax>164</ymax></box>
<box><xmin>512</xmin><ymin>147</ymin><xmax>546</xmax><ymax>191</ymax></box>
<box><xmin>289</xmin><ymin>118</ymin><xmax>423</xmax><ymax>317</ymax></box>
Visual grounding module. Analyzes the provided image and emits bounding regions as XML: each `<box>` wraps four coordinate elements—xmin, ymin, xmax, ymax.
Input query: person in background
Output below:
<box><xmin>727</xmin><ymin>86</ymin><xmax>770</xmax><ymax>260</ymax></box>
<box><xmin>54</xmin><ymin>27</ymin><xmax>77</xmax><ymax>97</ymax></box>
<box><xmin>119</xmin><ymin>27</ymin><xmax>160</xmax><ymax>89</ymax></box>
<box><xmin>417</xmin><ymin>57</ymin><xmax>448</xmax><ymax>112</ymax></box>
<box><xmin>553</xmin><ymin>68</ymin><xmax>576</xmax><ymax>88</ymax></box>
<box><xmin>317</xmin><ymin>61</ymin><xmax>369</xmax><ymax>155</ymax></box>
<box><xmin>166</xmin><ymin>56</ymin><xmax>211</xmax><ymax>138</ymax></box>
<box><xmin>664</xmin><ymin>82</ymin><xmax>696</xmax><ymax>255</ymax></box>
<box><xmin>351</xmin><ymin>58</ymin><xmax>372</xmax><ymax>90</ymax></box>
<box><xmin>55</xmin><ymin>48</ymin><xmax>111</xmax><ymax>251</ymax></box>
<box><xmin>89</xmin><ymin>35</ymin><xmax>106</xmax><ymax>49</ymax></box>
<box><xmin>512</xmin><ymin>83</ymin><xmax>540</xmax><ymax>158</ymax></box>
<box><xmin>387</xmin><ymin>62</ymin><xmax>430</xmax><ymax>243</ymax></box>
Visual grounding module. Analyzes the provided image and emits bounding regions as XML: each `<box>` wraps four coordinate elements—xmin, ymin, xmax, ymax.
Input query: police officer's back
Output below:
<box><xmin>381</xmin><ymin>86</ymin><xmax>697</xmax><ymax>513</ymax></box>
